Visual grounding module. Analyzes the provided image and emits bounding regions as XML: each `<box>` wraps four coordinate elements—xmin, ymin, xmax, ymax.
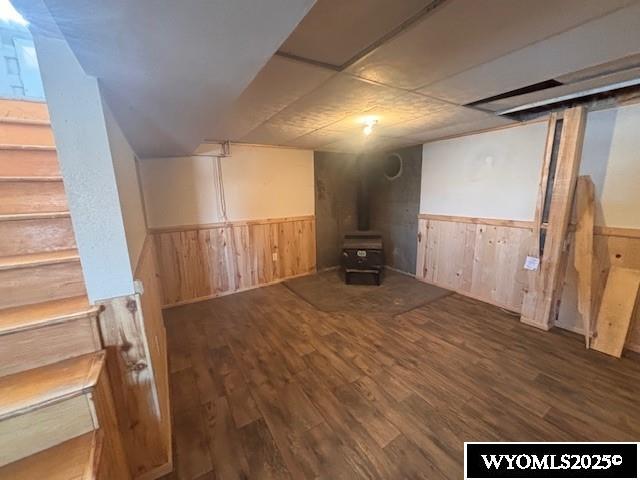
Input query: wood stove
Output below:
<box><xmin>341</xmin><ymin>155</ymin><xmax>384</xmax><ymax>285</ymax></box>
<box><xmin>342</xmin><ymin>232</ymin><xmax>384</xmax><ymax>285</ymax></box>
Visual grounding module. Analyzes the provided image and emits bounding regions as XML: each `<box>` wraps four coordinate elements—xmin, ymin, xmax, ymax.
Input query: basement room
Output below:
<box><xmin>0</xmin><ymin>0</ymin><xmax>639</xmax><ymax>479</ymax></box>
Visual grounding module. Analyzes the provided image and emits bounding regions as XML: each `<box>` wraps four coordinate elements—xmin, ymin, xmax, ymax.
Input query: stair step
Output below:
<box><xmin>0</xmin><ymin>431</ymin><xmax>100</xmax><ymax>480</ymax></box>
<box><xmin>0</xmin><ymin>250</ymin><xmax>86</xmax><ymax>309</ymax></box>
<box><xmin>0</xmin><ymin>175</ymin><xmax>62</xmax><ymax>182</ymax></box>
<box><xmin>0</xmin><ymin>296</ymin><xmax>101</xmax><ymax>377</ymax></box>
<box><xmin>0</xmin><ymin>211</ymin><xmax>70</xmax><ymax>221</ymax></box>
<box><xmin>0</xmin><ymin>143</ymin><xmax>55</xmax><ymax>151</ymax></box>
<box><xmin>0</xmin><ymin>146</ymin><xmax>59</xmax><ymax>176</ymax></box>
<box><xmin>0</xmin><ymin>178</ymin><xmax>67</xmax><ymax>214</ymax></box>
<box><xmin>0</xmin><ymin>213</ymin><xmax>75</xmax><ymax>256</ymax></box>
<box><xmin>0</xmin><ymin>121</ymin><xmax>54</xmax><ymax>147</ymax></box>
<box><xmin>0</xmin><ymin>98</ymin><xmax>49</xmax><ymax>123</ymax></box>
<box><xmin>0</xmin><ymin>351</ymin><xmax>103</xmax><ymax>420</ymax></box>
<box><xmin>0</xmin><ymin>117</ymin><xmax>51</xmax><ymax>126</ymax></box>
<box><xmin>0</xmin><ymin>296</ymin><xmax>96</xmax><ymax>335</ymax></box>
<box><xmin>0</xmin><ymin>249</ymin><xmax>79</xmax><ymax>271</ymax></box>
<box><xmin>0</xmin><ymin>352</ymin><xmax>104</xmax><ymax>466</ymax></box>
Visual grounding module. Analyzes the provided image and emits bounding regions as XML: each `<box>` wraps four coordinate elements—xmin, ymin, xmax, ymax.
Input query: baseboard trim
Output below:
<box><xmin>519</xmin><ymin>316</ymin><xmax>552</xmax><ymax>331</ymax></box>
<box><xmin>555</xmin><ymin>322</ymin><xmax>586</xmax><ymax>336</ymax></box>
<box><xmin>317</xmin><ymin>265</ymin><xmax>340</xmax><ymax>272</ymax></box>
<box><xmin>384</xmin><ymin>265</ymin><xmax>413</xmax><ymax>276</ymax></box>
<box><xmin>135</xmin><ymin>459</ymin><xmax>173</xmax><ymax>480</ymax></box>
<box><xmin>415</xmin><ymin>275</ymin><xmax>521</xmax><ymax>313</ymax></box>
<box><xmin>161</xmin><ymin>270</ymin><xmax>316</xmax><ymax>309</ymax></box>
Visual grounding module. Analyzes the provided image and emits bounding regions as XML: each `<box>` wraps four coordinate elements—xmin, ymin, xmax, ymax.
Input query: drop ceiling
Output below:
<box><xmin>15</xmin><ymin>0</ymin><xmax>316</xmax><ymax>157</ymax></box>
<box><xmin>18</xmin><ymin>0</ymin><xmax>640</xmax><ymax>156</ymax></box>
<box><xmin>219</xmin><ymin>0</ymin><xmax>640</xmax><ymax>154</ymax></box>
<box><xmin>278</xmin><ymin>0</ymin><xmax>441</xmax><ymax>68</ymax></box>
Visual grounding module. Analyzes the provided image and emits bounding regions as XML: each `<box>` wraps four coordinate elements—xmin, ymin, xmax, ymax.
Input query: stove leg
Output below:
<box><xmin>345</xmin><ymin>272</ymin><xmax>351</xmax><ymax>285</ymax></box>
<box><xmin>375</xmin><ymin>272</ymin><xmax>381</xmax><ymax>286</ymax></box>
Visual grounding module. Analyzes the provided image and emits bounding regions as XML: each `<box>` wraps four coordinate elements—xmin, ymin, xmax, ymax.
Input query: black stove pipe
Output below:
<box><xmin>356</xmin><ymin>155</ymin><xmax>370</xmax><ymax>231</ymax></box>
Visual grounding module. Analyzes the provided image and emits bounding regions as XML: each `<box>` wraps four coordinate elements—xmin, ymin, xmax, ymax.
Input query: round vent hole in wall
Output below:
<box><xmin>383</xmin><ymin>153</ymin><xmax>403</xmax><ymax>181</ymax></box>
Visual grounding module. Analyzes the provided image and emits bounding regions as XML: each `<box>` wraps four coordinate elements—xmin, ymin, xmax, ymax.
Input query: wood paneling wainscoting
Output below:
<box><xmin>416</xmin><ymin>214</ymin><xmax>640</xmax><ymax>353</ymax></box>
<box><xmin>152</xmin><ymin>216</ymin><xmax>316</xmax><ymax>307</ymax></box>
<box><xmin>415</xmin><ymin>214</ymin><xmax>533</xmax><ymax>312</ymax></box>
<box><xmin>98</xmin><ymin>236</ymin><xmax>171</xmax><ymax>479</ymax></box>
<box><xmin>133</xmin><ymin>236</ymin><xmax>172</xmax><ymax>479</ymax></box>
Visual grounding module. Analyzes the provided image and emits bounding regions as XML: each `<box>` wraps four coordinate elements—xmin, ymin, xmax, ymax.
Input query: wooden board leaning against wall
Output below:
<box><xmin>415</xmin><ymin>107</ymin><xmax>640</xmax><ymax>354</ymax></box>
<box><xmin>152</xmin><ymin>216</ymin><xmax>316</xmax><ymax>307</ymax></box>
<box><xmin>559</xmin><ymin>228</ymin><xmax>640</xmax><ymax>353</ymax></box>
<box><xmin>97</xmin><ymin>236</ymin><xmax>171</xmax><ymax>479</ymax></box>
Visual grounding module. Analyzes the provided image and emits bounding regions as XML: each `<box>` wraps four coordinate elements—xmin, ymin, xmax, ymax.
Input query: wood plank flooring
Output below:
<box><xmin>161</xmin><ymin>275</ymin><xmax>640</xmax><ymax>479</ymax></box>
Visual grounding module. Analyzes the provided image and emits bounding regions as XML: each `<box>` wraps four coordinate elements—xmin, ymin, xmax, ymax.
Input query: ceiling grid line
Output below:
<box><xmin>30</xmin><ymin>0</ymin><xmax>640</xmax><ymax>155</ymax></box>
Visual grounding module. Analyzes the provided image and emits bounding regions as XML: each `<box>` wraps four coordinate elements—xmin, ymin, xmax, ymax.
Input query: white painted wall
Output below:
<box><xmin>222</xmin><ymin>145</ymin><xmax>314</xmax><ymax>221</ymax></box>
<box><xmin>420</xmin><ymin>122</ymin><xmax>548</xmax><ymax>220</ymax></box>
<box><xmin>420</xmin><ymin>104</ymin><xmax>640</xmax><ymax>227</ymax></box>
<box><xmin>35</xmin><ymin>34</ymin><xmax>135</xmax><ymax>301</ymax></box>
<box><xmin>103</xmin><ymin>101</ymin><xmax>147</xmax><ymax>268</ymax></box>
<box><xmin>139</xmin><ymin>144</ymin><xmax>314</xmax><ymax>228</ymax></box>
<box><xmin>139</xmin><ymin>155</ymin><xmax>221</xmax><ymax>228</ymax></box>
<box><xmin>580</xmin><ymin>102</ymin><xmax>640</xmax><ymax>229</ymax></box>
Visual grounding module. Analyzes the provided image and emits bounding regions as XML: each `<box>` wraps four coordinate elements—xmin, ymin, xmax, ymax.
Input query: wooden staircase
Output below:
<box><xmin>0</xmin><ymin>99</ymin><xmax>129</xmax><ymax>479</ymax></box>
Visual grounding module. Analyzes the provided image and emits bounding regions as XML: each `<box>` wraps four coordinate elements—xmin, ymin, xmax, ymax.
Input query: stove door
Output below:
<box><xmin>342</xmin><ymin>248</ymin><xmax>383</xmax><ymax>270</ymax></box>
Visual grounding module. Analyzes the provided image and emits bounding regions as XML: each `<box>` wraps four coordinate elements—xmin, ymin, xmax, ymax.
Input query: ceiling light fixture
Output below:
<box><xmin>363</xmin><ymin>119</ymin><xmax>377</xmax><ymax>136</ymax></box>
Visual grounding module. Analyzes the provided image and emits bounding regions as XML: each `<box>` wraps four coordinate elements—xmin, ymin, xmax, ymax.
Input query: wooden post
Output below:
<box><xmin>574</xmin><ymin>175</ymin><xmax>595</xmax><ymax>347</ymax></box>
<box><xmin>521</xmin><ymin>106</ymin><xmax>587</xmax><ymax>330</ymax></box>
<box><xmin>522</xmin><ymin>113</ymin><xmax>558</xmax><ymax>318</ymax></box>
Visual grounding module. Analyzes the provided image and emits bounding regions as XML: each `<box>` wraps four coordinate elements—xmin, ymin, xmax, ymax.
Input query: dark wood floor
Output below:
<box><xmin>162</xmin><ymin>273</ymin><xmax>640</xmax><ymax>480</ymax></box>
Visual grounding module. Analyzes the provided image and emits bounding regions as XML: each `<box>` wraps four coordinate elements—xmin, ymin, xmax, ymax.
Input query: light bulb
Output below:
<box><xmin>363</xmin><ymin>119</ymin><xmax>377</xmax><ymax>136</ymax></box>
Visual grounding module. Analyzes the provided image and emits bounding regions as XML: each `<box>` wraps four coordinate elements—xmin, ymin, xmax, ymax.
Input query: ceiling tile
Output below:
<box><xmin>346</xmin><ymin>0</ymin><xmax>635</xmax><ymax>90</ymax></box>
<box><xmin>404</xmin><ymin>116</ymin><xmax>519</xmax><ymax>143</ymax></box>
<box><xmin>238</xmin><ymin>122</ymin><xmax>311</xmax><ymax>145</ymax></box>
<box><xmin>206</xmin><ymin>56</ymin><xmax>335</xmax><ymax>140</ymax></box>
<box><xmin>380</xmin><ymin>104</ymin><xmax>511</xmax><ymax>138</ymax></box>
<box><xmin>313</xmin><ymin>113</ymin><xmax>374</xmax><ymax>134</ymax></box>
<box><xmin>286</xmin><ymin>129</ymin><xmax>350</xmax><ymax>149</ymax></box>
<box><xmin>279</xmin><ymin>0</ymin><xmax>434</xmax><ymax>66</ymax></box>
<box><xmin>323</xmin><ymin>91</ymin><xmax>454</xmax><ymax>133</ymax></box>
<box><xmin>419</xmin><ymin>2</ymin><xmax>640</xmax><ymax>104</ymax></box>
<box><xmin>244</xmin><ymin>80</ymin><xmax>514</xmax><ymax>148</ymax></box>
<box><xmin>244</xmin><ymin>74</ymin><xmax>401</xmax><ymax>139</ymax></box>
<box><xmin>320</xmin><ymin>134</ymin><xmax>416</xmax><ymax>154</ymax></box>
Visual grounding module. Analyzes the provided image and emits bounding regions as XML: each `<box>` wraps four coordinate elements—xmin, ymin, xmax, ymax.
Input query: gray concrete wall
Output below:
<box><xmin>314</xmin><ymin>145</ymin><xmax>421</xmax><ymax>274</ymax></box>
<box><xmin>314</xmin><ymin>151</ymin><xmax>359</xmax><ymax>270</ymax></box>
<box><xmin>370</xmin><ymin>145</ymin><xmax>422</xmax><ymax>274</ymax></box>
